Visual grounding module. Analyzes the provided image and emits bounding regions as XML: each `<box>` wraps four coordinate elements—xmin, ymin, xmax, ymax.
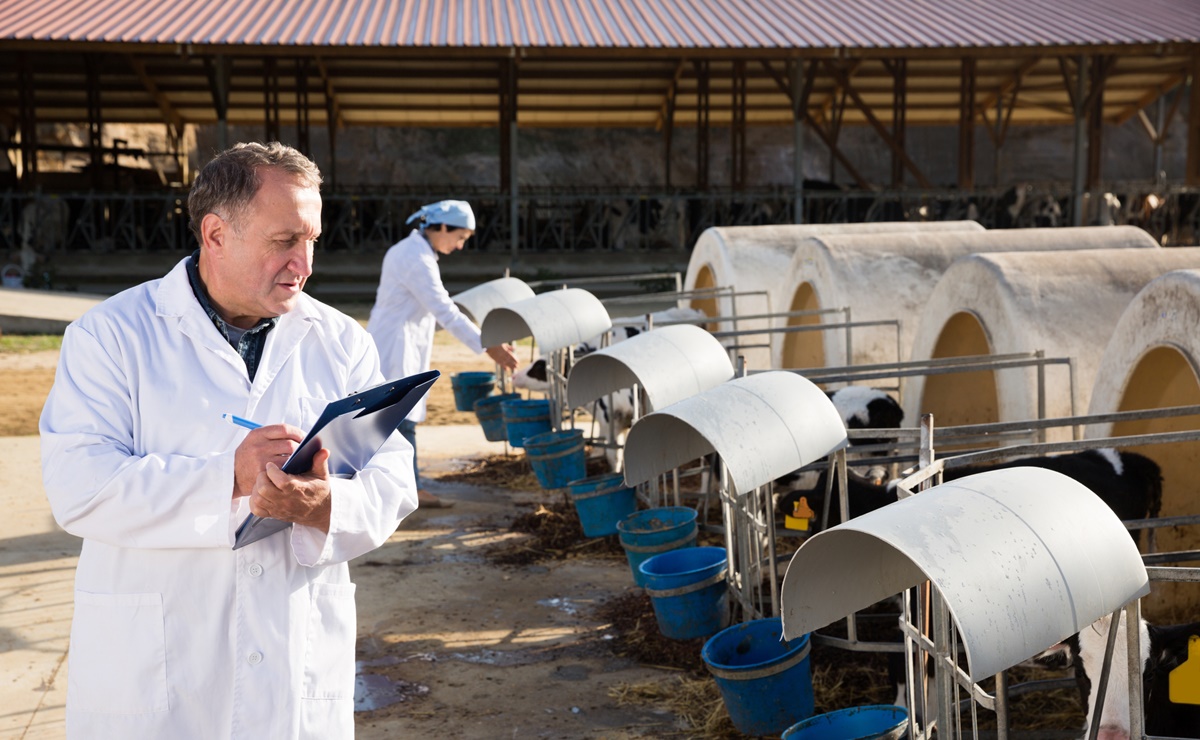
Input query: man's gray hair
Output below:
<box><xmin>187</xmin><ymin>141</ymin><xmax>322</xmax><ymax>244</ymax></box>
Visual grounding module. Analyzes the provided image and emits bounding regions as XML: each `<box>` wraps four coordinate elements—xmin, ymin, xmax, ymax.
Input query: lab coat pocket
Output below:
<box><xmin>297</xmin><ymin>396</ymin><xmax>338</xmax><ymax>431</ymax></box>
<box><xmin>68</xmin><ymin>591</ymin><xmax>168</xmax><ymax>714</ymax></box>
<box><xmin>303</xmin><ymin>582</ymin><xmax>357</xmax><ymax>700</ymax></box>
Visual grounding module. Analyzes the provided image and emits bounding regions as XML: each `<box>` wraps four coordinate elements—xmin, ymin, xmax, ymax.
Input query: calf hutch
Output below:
<box><xmin>774</xmin><ymin>225</ymin><xmax>1160</xmax><ymax>372</ymax></box>
<box><xmin>682</xmin><ymin>221</ymin><xmax>985</xmax><ymax>369</ymax></box>
<box><xmin>1087</xmin><ymin>267</ymin><xmax>1200</xmax><ymax>617</ymax></box>
<box><xmin>903</xmin><ymin>248</ymin><xmax>1200</xmax><ymax>441</ymax></box>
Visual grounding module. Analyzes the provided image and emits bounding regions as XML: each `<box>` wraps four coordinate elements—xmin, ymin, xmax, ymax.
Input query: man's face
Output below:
<box><xmin>426</xmin><ymin>226</ymin><xmax>474</xmax><ymax>256</ymax></box>
<box><xmin>201</xmin><ymin>167</ymin><xmax>322</xmax><ymax>328</ymax></box>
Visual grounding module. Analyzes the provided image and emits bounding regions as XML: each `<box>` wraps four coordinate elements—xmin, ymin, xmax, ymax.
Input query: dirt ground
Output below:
<box><xmin>4</xmin><ymin>329</ymin><xmax>1086</xmax><ymax>738</ymax></box>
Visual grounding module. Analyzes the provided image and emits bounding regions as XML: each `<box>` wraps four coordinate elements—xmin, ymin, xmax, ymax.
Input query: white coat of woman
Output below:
<box><xmin>366</xmin><ymin>200</ymin><xmax>517</xmax><ymax>507</ymax></box>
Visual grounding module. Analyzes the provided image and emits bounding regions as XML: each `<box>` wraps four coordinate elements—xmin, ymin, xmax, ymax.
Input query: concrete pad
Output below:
<box><xmin>0</xmin><ymin>435</ymin><xmax>75</xmax><ymax>740</ymax></box>
<box><xmin>0</xmin><ymin>288</ymin><xmax>104</xmax><ymax>335</ymax></box>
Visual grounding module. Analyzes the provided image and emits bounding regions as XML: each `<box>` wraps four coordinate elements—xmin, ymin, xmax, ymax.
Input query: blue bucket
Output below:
<box><xmin>701</xmin><ymin>617</ymin><xmax>814</xmax><ymax>736</ymax></box>
<box><xmin>639</xmin><ymin>546</ymin><xmax>729</xmax><ymax>640</ymax></box>
<box><xmin>617</xmin><ymin>507</ymin><xmax>698</xmax><ymax>587</ymax></box>
<box><xmin>782</xmin><ymin>705</ymin><xmax>909</xmax><ymax>740</ymax></box>
<box><xmin>473</xmin><ymin>393</ymin><xmax>520</xmax><ymax>442</ymax></box>
<box><xmin>524</xmin><ymin>429</ymin><xmax>586</xmax><ymax>489</ymax></box>
<box><xmin>451</xmin><ymin>371</ymin><xmax>496</xmax><ymax>412</ymax></box>
<box><xmin>500</xmin><ymin>399</ymin><xmax>553</xmax><ymax>448</ymax></box>
<box><xmin>566</xmin><ymin>472</ymin><xmax>638</xmax><ymax>538</ymax></box>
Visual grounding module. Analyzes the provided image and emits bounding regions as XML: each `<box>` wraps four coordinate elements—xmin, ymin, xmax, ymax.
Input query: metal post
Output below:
<box><xmin>994</xmin><ymin>669</ymin><xmax>1009</xmax><ymax>740</ymax></box>
<box><xmin>1127</xmin><ymin>600</ymin><xmax>1145</xmax><ymax>740</ymax></box>
<box><xmin>932</xmin><ymin>588</ymin><xmax>956</xmax><ymax>738</ymax></box>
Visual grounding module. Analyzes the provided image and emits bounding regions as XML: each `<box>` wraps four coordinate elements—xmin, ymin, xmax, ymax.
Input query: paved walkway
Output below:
<box><xmin>0</xmin><ymin>425</ymin><xmax>508</xmax><ymax>739</ymax></box>
<box><xmin>0</xmin><ymin>288</ymin><xmax>103</xmax><ymax>335</ymax></box>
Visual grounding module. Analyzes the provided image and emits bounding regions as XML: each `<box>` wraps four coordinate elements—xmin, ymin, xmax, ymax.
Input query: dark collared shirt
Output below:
<box><xmin>185</xmin><ymin>251</ymin><xmax>277</xmax><ymax>381</ymax></box>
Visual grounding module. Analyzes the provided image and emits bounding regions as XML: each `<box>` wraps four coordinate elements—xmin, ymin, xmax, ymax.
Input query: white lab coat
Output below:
<box><xmin>40</xmin><ymin>257</ymin><xmax>417</xmax><ymax>739</ymax></box>
<box><xmin>366</xmin><ymin>229</ymin><xmax>483</xmax><ymax>421</ymax></box>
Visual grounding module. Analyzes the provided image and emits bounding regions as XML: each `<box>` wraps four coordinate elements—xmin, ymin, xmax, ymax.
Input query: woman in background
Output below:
<box><xmin>367</xmin><ymin>200</ymin><xmax>518</xmax><ymax>508</ymax></box>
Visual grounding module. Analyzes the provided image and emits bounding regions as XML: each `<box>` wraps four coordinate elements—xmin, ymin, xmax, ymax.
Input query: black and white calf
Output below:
<box><xmin>776</xmin><ymin>448</ymin><xmax>1165</xmax><ymax>716</ymax></box>
<box><xmin>943</xmin><ymin>448</ymin><xmax>1162</xmax><ymax>546</ymax></box>
<box><xmin>774</xmin><ymin>387</ymin><xmax>904</xmax><ymax>491</ymax></box>
<box><xmin>779</xmin><ymin>448</ymin><xmax>1161</xmax><ymax>541</ymax></box>
<box><xmin>1077</xmin><ymin>611</ymin><xmax>1200</xmax><ymax>739</ymax></box>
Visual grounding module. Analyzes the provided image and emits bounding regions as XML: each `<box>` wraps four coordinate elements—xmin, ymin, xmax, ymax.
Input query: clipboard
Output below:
<box><xmin>233</xmin><ymin>369</ymin><xmax>440</xmax><ymax>549</ymax></box>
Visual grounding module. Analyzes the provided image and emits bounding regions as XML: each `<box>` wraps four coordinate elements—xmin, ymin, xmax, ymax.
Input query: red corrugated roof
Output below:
<box><xmin>0</xmin><ymin>0</ymin><xmax>1197</xmax><ymax>48</ymax></box>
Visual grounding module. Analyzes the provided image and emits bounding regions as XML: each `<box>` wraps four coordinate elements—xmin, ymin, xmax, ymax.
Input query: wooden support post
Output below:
<box><xmin>263</xmin><ymin>58</ymin><xmax>281</xmax><ymax>143</ymax></box>
<box><xmin>1086</xmin><ymin>55</ymin><xmax>1111</xmax><ymax>191</ymax></box>
<box><xmin>17</xmin><ymin>52</ymin><xmax>37</xmax><ymax>187</ymax></box>
<box><xmin>1187</xmin><ymin>54</ymin><xmax>1200</xmax><ymax>186</ymax></box>
<box><xmin>325</xmin><ymin>82</ymin><xmax>337</xmax><ymax>189</ymax></box>
<box><xmin>499</xmin><ymin>57</ymin><xmax>519</xmax><ymax>256</ymax></box>
<box><xmin>958</xmin><ymin>58</ymin><xmax>976</xmax><ymax>190</ymax></box>
<box><xmin>695</xmin><ymin>60</ymin><xmax>710</xmax><ymax>191</ymax></box>
<box><xmin>86</xmin><ymin>54</ymin><xmax>104</xmax><ymax>190</ymax></box>
<box><xmin>207</xmin><ymin>55</ymin><xmax>230</xmax><ymax>152</ymax></box>
<box><xmin>892</xmin><ymin>58</ymin><xmax>907</xmax><ymax>188</ymax></box>
<box><xmin>731</xmin><ymin>60</ymin><xmax>747</xmax><ymax>191</ymax></box>
<box><xmin>295</xmin><ymin>57</ymin><xmax>310</xmax><ymax>156</ymax></box>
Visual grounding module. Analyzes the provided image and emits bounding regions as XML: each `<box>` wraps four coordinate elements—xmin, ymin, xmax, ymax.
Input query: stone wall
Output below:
<box><xmin>190</xmin><ymin>106</ymin><xmax>1192</xmax><ymax>191</ymax></box>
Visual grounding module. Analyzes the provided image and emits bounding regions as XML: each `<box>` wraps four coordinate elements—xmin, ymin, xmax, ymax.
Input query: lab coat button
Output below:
<box><xmin>248</xmin><ymin>563</ymin><xmax>263</xmax><ymax>577</ymax></box>
<box><xmin>247</xmin><ymin>651</ymin><xmax>263</xmax><ymax>665</ymax></box>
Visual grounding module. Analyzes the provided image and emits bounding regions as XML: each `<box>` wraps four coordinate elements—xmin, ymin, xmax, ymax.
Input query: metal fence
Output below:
<box><xmin>4</xmin><ymin>184</ymin><xmax>1199</xmax><ymax>265</ymax></box>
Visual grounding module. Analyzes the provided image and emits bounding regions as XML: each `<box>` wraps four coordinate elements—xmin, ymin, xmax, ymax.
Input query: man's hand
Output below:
<box><xmin>485</xmin><ymin>343</ymin><xmax>519</xmax><ymax>371</ymax></box>
<box><xmin>233</xmin><ymin>424</ymin><xmax>304</xmax><ymax>499</ymax></box>
<box><xmin>249</xmin><ymin>447</ymin><xmax>333</xmax><ymax>533</ymax></box>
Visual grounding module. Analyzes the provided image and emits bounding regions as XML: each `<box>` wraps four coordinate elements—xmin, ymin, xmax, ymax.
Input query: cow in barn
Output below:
<box><xmin>18</xmin><ymin>197</ymin><xmax>70</xmax><ymax>277</ymax></box>
<box><xmin>1076</xmin><ymin>611</ymin><xmax>1200</xmax><ymax>739</ymax></box>
<box><xmin>604</xmin><ymin>197</ymin><xmax>685</xmax><ymax>251</ymax></box>
<box><xmin>994</xmin><ymin>183</ymin><xmax>1065</xmax><ymax>229</ymax></box>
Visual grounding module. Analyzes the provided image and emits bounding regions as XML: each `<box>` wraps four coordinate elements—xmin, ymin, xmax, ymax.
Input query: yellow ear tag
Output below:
<box><xmin>785</xmin><ymin>496</ymin><xmax>816</xmax><ymax>531</ymax></box>
<box><xmin>1169</xmin><ymin>634</ymin><xmax>1200</xmax><ymax>705</ymax></box>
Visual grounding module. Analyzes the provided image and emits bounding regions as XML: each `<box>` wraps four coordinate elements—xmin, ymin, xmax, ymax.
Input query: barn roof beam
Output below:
<box><xmin>125</xmin><ymin>54</ymin><xmax>185</xmax><ymax>135</ymax></box>
<box><xmin>653</xmin><ymin>59</ymin><xmax>686</xmax><ymax>133</ymax></box>
<box><xmin>762</xmin><ymin>59</ymin><xmax>871</xmax><ymax>191</ymax></box>
<box><xmin>314</xmin><ymin>56</ymin><xmax>345</xmax><ymax>130</ymax></box>
<box><xmin>1114</xmin><ymin>74</ymin><xmax>1187</xmax><ymax>126</ymax></box>
<box><xmin>823</xmin><ymin>59</ymin><xmax>932</xmax><ymax>189</ymax></box>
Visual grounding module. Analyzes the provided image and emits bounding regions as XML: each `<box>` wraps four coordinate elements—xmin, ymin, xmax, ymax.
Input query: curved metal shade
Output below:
<box><xmin>622</xmin><ymin>371</ymin><xmax>848</xmax><ymax>494</ymax></box>
<box><xmin>479</xmin><ymin>288</ymin><xmax>612</xmax><ymax>352</ymax></box>
<box><xmin>451</xmin><ymin>277</ymin><xmax>535</xmax><ymax>324</ymax></box>
<box><xmin>566</xmin><ymin>324</ymin><xmax>734</xmax><ymax>411</ymax></box>
<box><xmin>779</xmin><ymin>467</ymin><xmax>1150</xmax><ymax>681</ymax></box>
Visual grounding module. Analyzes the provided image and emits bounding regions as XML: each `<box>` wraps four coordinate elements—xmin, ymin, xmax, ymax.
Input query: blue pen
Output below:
<box><xmin>222</xmin><ymin>413</ymin><xmax>262</xmax><ymax>430</ymax></box>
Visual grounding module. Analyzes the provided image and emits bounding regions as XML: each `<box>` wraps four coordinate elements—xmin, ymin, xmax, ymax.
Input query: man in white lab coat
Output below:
<box><xmin>40</xmin><ymin>142</ymin><xmax>415</xmax><ymax>739</ymax></box>
<box><xmin>366</xmin><ymin>200</ymin><xmax>518</xmax><ymax>507</ymax></box>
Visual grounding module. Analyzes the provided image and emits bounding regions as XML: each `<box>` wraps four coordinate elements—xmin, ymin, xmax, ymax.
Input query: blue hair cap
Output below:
<box><xmin>406</xmin><ymin>200</ymin><xmax>476</xmax><ymax>230</ymax></box>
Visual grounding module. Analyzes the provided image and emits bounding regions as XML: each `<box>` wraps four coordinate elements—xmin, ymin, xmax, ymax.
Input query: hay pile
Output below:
<box><xmin>598</xmin><ymin>593</ymin><xmax>1085</xmax><ymax>738</ymax></box>
<box><xmin>433</xmin><ymin>454</ymin><xmax>540</xmax><ymax>490</ymax></box>
<box><xmin>486</xmin><ymin>498</ymin><xmax>627</xmax><ymax>566</ymax></box>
